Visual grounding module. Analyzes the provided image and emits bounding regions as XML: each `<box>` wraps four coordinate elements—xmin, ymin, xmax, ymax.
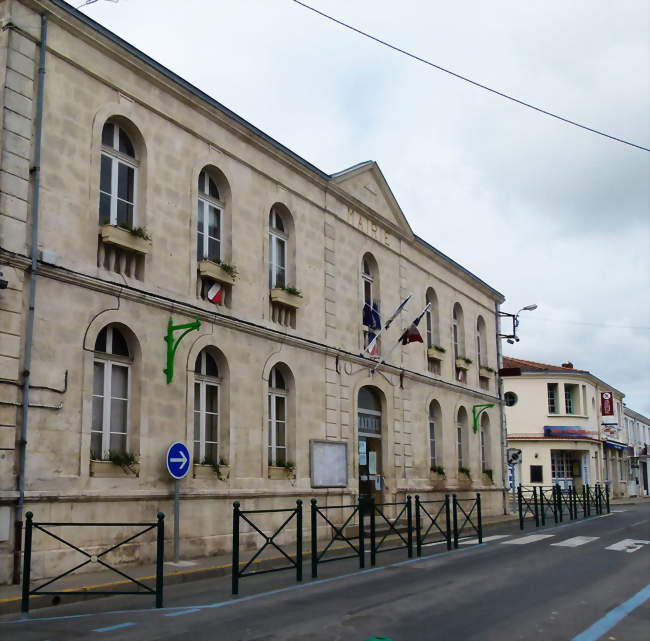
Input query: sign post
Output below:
<box><xmin>166</xmin><ymin>442</ymin><xmax>190</xmax><ymax>562</ymax></box>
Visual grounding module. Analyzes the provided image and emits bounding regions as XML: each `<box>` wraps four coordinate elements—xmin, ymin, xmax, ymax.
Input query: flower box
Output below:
<box><xmin>268</xmin><ymin>466</ymin><xmax>294</xmax><ymax>480</ymax></box>
<box><xmin>427</xmin><ymin>347</ymin><xmax>445</xmax><ymax>359</ymax></box>
<box><xmin>270</xmin><ymin>288</ymin><xmax>302</xmax><ymax>310</ymax></box>
<box><xmin>455</xmin><ymin>358</ymin><xmax>471</xmax><ymax>371</ymax></box>
<box><xmin>479</xmin><ymin>366</ymin><xmax>494</xmax><ymax>378</ymax></box>
<box><xmin>193</xmin><ymin>463</ymin><xmax>230</xmax><ymax>480</ymax></box>
<box><xmin>90</xmin><ymin>459</ymin><xmax>139</xmax><ymax>478</ymax></box>
<box><xmin>100</xmin><ymin>225</ymin><xmax>150</xmax><ymax>254</ymax></box>
<box><xmin>198</xmin><ymin>260</ymin><xmax>236</xmax><ymax>286</ymax></box>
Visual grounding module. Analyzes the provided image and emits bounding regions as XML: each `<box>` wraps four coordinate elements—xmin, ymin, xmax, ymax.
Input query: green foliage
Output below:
<box><xmin>201</xmin><ymin>456</ymin><xmax>230</xmax><ymax>480</ymax></box>
<box><xmin>281</xmin><ymin>461</ymin><xmax>296</xmax><ymax>478</ymax></box>
<box><xmin>430</xmin><ymin>464</ymin><xmax>446</xmax><ymax>477</ymax></box>
<box><xmin>105</xmin><ymin>450</ymin><xmax>139</xmax><ymax>473</ymax></box>
<box><xmin>483</xmin><ymin>469</ymin><xmax>494</xmax><ymax>482</ymax></box>
<box><xmin>432</xmin><ymin>345</ymin><xmax>446</xmax><ymax>353</ymax></box>
<box><xmin>458</xmin><ymin>466</ymin><xmax>471</xmax><ymax>480</ymax></box>
<box><xmin>283</xmin><ymin>286</ymin><xmax>302</xmax><ymax>297</ymax></box>
<box><xmin>209</xmin><ymin>258</ymin><xmax>238</xmax><ymax>280</ymax></box>
<box><xmin>117</xmin><ymin>222</ymin><xmax>151</xmax><ymax>240</ymax></box>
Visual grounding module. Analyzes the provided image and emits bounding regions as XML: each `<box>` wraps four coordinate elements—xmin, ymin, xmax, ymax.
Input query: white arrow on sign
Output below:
<box><xmin>605</xmin><ymin>539</ymin><xmax>649</xmax><ymax>553</ymax></box>
<box><xmin>170</xmin><ymin>450</ymin><xmax>188</xmax><ymax>469</ymax></box>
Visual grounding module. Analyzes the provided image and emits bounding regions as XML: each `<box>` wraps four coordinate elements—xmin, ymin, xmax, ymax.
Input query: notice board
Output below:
<box><xmin>310</xmin><ymin>440</ymin><xmax>348</xmax><ymax>488</ymax></box>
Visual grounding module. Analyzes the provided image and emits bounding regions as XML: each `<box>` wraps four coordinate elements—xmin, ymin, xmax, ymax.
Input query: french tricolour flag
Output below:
<box><xmin>207</xmin><ymin>282</ymin><xmax>224</xmax><ymax>305</ymax></box>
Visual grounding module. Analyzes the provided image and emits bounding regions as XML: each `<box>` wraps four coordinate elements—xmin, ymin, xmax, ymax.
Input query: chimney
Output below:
<box><xmin>561</xmin><ymin>362</ymin><xmax>574</xmax><ymax>369</ymax></box>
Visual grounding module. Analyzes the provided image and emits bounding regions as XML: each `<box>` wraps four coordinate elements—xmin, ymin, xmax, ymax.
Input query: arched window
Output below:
<box><xmin>480</xmin><ymin>412</ymin><xmax>491</xmax><ymax>473</ymax></box>
<box><xmin>361</xmin><ymin>253</ymin><xmax>380</xmax><ymax>353</ymax></box>
<box><xmin>268</xmin><ymin>365</ymin><xmax>287</xmax><ymax>466</ymax></box>
<box><xmin>476</xmin><ymin>315</ymin><xmax>487</xmax><ymax>367</ymax></box>
<box><xmin>197</xmin><ymin>169</ymin><xmax>223</xmax><ymax>262</ymax></box>
<box><xmin>457</xmin><ymin>406</ymin><xmax>468</xmax><ymax>470</ymax></box>
<box><xmin>452</xmin><ymin>303</ymin><xmax>465</xmax><ymax>359</ymax></box>
<box><xmin>358</xmin><ymin>386</ymin><xmax>382</xmax><ymax>435</ymax></box>
<box><xmin>269</xmin><ymin>205</ymin><xmax>288</xmax><ymax>289</ymax></box>
<box><xmin>428</xmin><ymin>400</ymin><xmax>442</xmax><ymax>470</ymax></box>
<box><xmin>99</xmin><ymin>121</ymin><xmax>137</xmax><ymax>228</ymax></box>
<box><xmin>91</xmin><ymin>325</ymin><xmax>131</xmax><ymax>459</ymax></box>
<box><xmin>193</xmin><ymin>349</ymin><xmax>220</xmax><ymax>464</ymax></box>
<box><xmin>425</xmin><ymin>288</ymin><xmax>440</xmax><ymax>349</ymax></box>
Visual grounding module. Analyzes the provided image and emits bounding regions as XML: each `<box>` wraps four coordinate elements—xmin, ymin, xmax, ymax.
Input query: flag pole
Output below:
<box><xmin>362</xmin><ymin>294</ymin><xmax>412</xmax><ymax>358</ymax></box>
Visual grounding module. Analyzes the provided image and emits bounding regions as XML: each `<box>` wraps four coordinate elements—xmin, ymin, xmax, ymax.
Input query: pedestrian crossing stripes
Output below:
<box><xmin>503</xmin><ymin>534</ymin><xmax>555</xmax><ymax>545</ymax></box>
<box><xmin>551</xmin><ymin>536</ymin><xmax>599</xmax><ymax>548</ymax></box>
<box><xmin>604</xmin><ymin>539</ymin><xmax>649</xmax><ymax>553</ymax></box>
<box><xmin>459</xmin><ymin>535</ymin><xmax>511</xmax><ymax>545</ymax></box>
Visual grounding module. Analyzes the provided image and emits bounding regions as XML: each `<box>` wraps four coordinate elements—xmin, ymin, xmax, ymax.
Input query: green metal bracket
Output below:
<box><xmin>472</xmin><ymin>403</ymin><xmax>495</xmax><ymax>433</ymax></box>
<box><xmin>163</xmin><ymin>317</ymin><xmax>201</xmax><ymax>384</ymax></box>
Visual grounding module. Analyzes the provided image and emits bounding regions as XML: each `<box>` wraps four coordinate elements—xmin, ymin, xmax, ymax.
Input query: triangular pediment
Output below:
<box><xmin>330</xmin><ymin>161</ymin><xmax>413</xmax><ymax>237</ymax></box>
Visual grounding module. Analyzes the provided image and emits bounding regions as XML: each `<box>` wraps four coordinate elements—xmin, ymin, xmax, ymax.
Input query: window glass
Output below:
<box><xmin>111</xmin><ymin>328</ymin><xmax>130</xmax><ymax>357</ymax></box>
<box><xmin>530</xmin><ymin>465</ymin><xmax>543</xmax><ymax>483</ymax></box>
<box><xmin>118</xmin><ymin>128</ymin><xmax>135</xmax><ymax>157</ymax></box>
<box><xmin>102</xmin><ymin>123</ymin><xmax>114</xmax><ymax>147</ymax></box>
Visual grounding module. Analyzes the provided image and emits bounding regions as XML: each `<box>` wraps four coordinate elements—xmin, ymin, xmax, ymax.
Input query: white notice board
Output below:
<box><xmin>310</xmin><ymin>440</ymin><xmax>348</xmax><ymax>488</ymax></box>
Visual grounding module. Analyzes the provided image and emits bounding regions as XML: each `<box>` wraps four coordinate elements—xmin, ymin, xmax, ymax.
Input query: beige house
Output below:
<box><xmin>503</xmin><ymin>357</ymin><xmax>627</xmax><ymax>497</ymax></box>
<box><xmin>0</xmin><ymin>0</ymin><xmax>505</xmax><ymax>582</ymax></box>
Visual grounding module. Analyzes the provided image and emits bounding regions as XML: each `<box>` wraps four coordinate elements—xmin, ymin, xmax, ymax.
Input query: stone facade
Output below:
<box><xmin>0</xmin><ymin>0</ymin><xmax>505</xmax><ymax>582</ymax></box>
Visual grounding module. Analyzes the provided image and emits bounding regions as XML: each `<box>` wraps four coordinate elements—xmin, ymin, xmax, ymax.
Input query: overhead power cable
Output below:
<box><xmin>292</xmin><ymin>0</ymin><xmax>650</xmax><ymax>152</ymax></box>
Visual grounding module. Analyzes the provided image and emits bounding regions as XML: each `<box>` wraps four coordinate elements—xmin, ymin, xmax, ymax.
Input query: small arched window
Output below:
<box><xmin>269</xmin><ymin>206</ymin><xmax>288</xmax><ymax>289</ymax></box>
<box><xmin>425</xmin><ymin>288</ymin><xmax>440</xmax><ymax>349</ymax></box>
<box><xmin>428</xmin><ymin>400</ymin><xmax>442</xmax><ymax>470</ymax></box>
<box><xmin>99</xmin><ymin>121</ymin><xmax>137</xmax><ymax>228</ymax></box>
<box><xmin>476</xmin><ymin>315</ymin><xmax>487</xmax><ymax>367</ymax></box>
<box><xmin>268</xmin><ymin>365</ymin><xmax>287</xmax><ymax>465</ymax></box>
<box><xmin>91</xmin><ymin>325</ymin><xmax>131</xmax><ymax>460</ymax></box>
<box><xmin>452</xmin><ymin>303</ymin><xmax>465</xmax><ymax>359</ymax></box>
<box><xmin>480</xmin><ymin>412</ymin><xmax>491</xmax><ymax>473</ymax></box>
<box><xmin>197</xmin><ymin>170</ymin><xmax>223</xmax><ymax>262</ymax></box>
<box><xmin>457</xmin><ymin>406</ymin><xmax>468</xmax><ymax>470</ymax></box>
<box><xmin>193</xmin><ymin>349</ymin><xmax>220</xmax><ymax>464</ymax></box>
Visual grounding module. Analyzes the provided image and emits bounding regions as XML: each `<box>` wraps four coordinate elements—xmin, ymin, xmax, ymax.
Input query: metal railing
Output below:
<box><xmin>452</xmin><ymin>494</ymin><xmax>482</xmax><ymax>548</ymax></box>
<box><xmin>415</xmin><ymin>494</ymin><xmax>451</xmax><ymax>555</ymax></box>
<box><xmin>368</xmin><ymin>496</ymin><xmax>413</xmax><ymax>565</ymax></box>
<box><xmin>231</xmin><ymin>500</ymin><xmax>302</xmax><ymax>595</ymax></box>
<box><xmin>21</xmin><ymin>511</ymin><xmax>165</xmax><ymax>614</ymax></box>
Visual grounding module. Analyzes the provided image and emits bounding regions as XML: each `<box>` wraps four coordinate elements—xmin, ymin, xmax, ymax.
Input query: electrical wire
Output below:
<box><xmin>291</xmin><ymin>0</ymin><xmax>650</xmax><ymax>153</ymax></box>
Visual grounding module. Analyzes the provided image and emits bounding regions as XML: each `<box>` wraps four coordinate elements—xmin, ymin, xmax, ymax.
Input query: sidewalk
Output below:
<box><xmin>0</xmin><ymin>512</ymin><xmax>519</xmax><ymax>616</ymax></box>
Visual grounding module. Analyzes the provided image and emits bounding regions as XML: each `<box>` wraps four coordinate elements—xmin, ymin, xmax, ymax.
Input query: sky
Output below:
<box><xmin>77</xmin><ymin>0</ymin><xmax>650</xmax><ymax>415</ymax></box>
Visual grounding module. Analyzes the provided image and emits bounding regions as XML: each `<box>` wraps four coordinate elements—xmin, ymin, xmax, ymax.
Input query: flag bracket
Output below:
<box><xmin>164</xmin><ymin>317</ymin><xmax>201</xmax><ymax>384</ymax></box>
<box><xmin>472</xmin><ymin>404</ymin><xmax>494</xmax><ymax>433</ymax></box>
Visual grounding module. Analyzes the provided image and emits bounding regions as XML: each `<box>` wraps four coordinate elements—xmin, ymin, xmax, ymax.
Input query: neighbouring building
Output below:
<box><xmin>502</xmin><ymin>357</ymin><xmax>629</xmax><ymax>497</ymax></box>
<box><xmin>624</xmin><ymin>407</ymin><xmax>649</xmax><ymax>497</ymax></box>
<box><xmin>0</xmin><ymin>0</ymin><xmax>506</xmax><ymax>583</ymax></box>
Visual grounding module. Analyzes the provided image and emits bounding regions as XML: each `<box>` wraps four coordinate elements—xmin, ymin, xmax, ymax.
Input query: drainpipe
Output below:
<box><xmin>12</xmin><ymin>13</ymin><xmax>48</xmax><ymax>585</ymax></box>
<box><xmin>495</xmin><ymin>301</ymin><xmax>507</xmax><ymax>515</ymax></box>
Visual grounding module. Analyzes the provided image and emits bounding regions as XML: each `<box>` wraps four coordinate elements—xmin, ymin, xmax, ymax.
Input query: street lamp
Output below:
<box><xmin>498</xmin><ymin>304</ymin><xmax>537</xmax><ymax>343</ymax></box>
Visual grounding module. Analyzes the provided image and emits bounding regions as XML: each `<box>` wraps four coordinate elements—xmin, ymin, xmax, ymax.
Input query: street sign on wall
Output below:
<box><xmin>600</xmin><ymin>392</ymin><xmax>614</xmax><ymax>416</ymax></box>
<box><xmin>166</xmin><ymin>442</ymin><xmax>190</xmax><ymax>480</ymax></box>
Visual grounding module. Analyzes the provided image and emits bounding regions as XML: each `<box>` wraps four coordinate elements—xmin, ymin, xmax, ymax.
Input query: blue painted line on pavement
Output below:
<box><xmin>570</xmin><ymin>584</ymin><xmax>650</xmax><ymax>641</ymax></box>
<box><xmin>93</xmin><ymin>622</ymin><xmax>136</xmax><ymax>633</ymax></box>
<box><xmin>164</xmin><ymin>608</ymin><xmax>201</xmax><ymax>617</ymax></box>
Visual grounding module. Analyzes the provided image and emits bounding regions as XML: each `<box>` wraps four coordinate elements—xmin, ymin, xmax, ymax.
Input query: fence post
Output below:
<box><xmin>533</xmin><ymin>486</ymin><xmax>539</xmax><ymax>528</ymax></box>
<box><xmin>407</xmin><ymin>495</ymin><xmax>413</xmax><ymax>558</ymax></box>
<box><xmin>452</xmin><ymin>494</ymin><xmax>459</xmax><ymax>549</ymax></box>
<box><xmin>539</xmin><ymin>488</ymin><xmax>546</xmax><ymax>526</ymax></box>
<box><xmin>415</xmin><ymin>495</ymin><xmax>422</xmax><ymax>557</ymax></box>
<box><xmin>21</xmin><ymin>511</ymin><xmax>33</xmax><ymax>615</ymax></box>
<box><xmin>584</xmin><ymin>485</ymin><xmax>590</xmax><ymax>517</ymax></box>
<box><xmin>232</xmin><ymin>501</ymin><xmax>240</xmax><ymax>596</ymax></box>
<box><xmin>552</xmin><ymin>486</ymin><xmax>558</xmax><ymax>524</ymax></box>
<box><xmin>369</xmin><ymin>497</ymin><xmax>376</xmax><ymax>567</ymax></box>
<box><xmin>155</xmin><ymin>512</ymin><xmax>165</xmax><ymax>608</ymax></box>
<box><xmin>605</xmin><ymin>484</ymin><xmax>610</xmax><ymax>513</ymax></box>
<box><xmin>476</xmin><ymin>493</ymin><xmax>483</xmax><ymax>544</ymax></box>
<box><xmin>445</xmin><ymin>494</ymin><xmax>452</xmax><ymax>551</ymax></box>
<box><xmin>296</xmin><ymin>500</ymin><xmax>303</xmax><ymax>582</ymax></box>
<box><xmin>358</xmin><ymin>497</ymin><xmax>365</xmax><ymax>569</ymax></box>
<box><xmin>555</xmin><ymin>484</ymin><xmax>563</xmax><ymax>522</ymax></box>
<box><xmin>310</xmin><ymin>499</ymin><xmax>318</xmax><ymax>578</ymax></box>
<box><xmin>571</xmin><ymin>487</ymin><xmax>577</xmax><ymax>520</ymax></box>
<box><xmin>582</xmin><ymin>486</ymin><xmax>587</xmax><ymax>518</ymax></box>
<box><xmin>596</xmin><ymin>484</ymin><xmax>602</xmax><ymax>515</ymax></box>
<box><xmin>517</xmin><ymin>485</ymin><xmax>524</xmax><ymax>530</ymax></box>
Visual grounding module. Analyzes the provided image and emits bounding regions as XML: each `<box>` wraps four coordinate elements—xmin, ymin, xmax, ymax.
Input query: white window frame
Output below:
<box><xmin>100</xmin><ymin>124</ymin><xmax>138</xmax><ymax>227</ymax></box>
<box><xmin>194</xmin><ymin>351</ymin><xmax>220</xmax><ymax>464</ymax></box>
<box><xmin>548</xmin><ymin>383</ymin><xmax>558</xmax><ymax>414</ymax></box>
<box><xmin>269</xmin><ymin>210</ymin><xmax>287</xmax><ymax>289</ymax></box>
<box><xmin>481</xmin><ymin>429</ymin><xmax>487</xmax><ymax>472</ymax></box>
<box><xmin>429</xmin><ymin>415</ymin><xmax>437</xmax><ymax>468</ymax></box>
<box><xmin>91</xmin><ymin>326</ymin><xmax>130</xmax><ymax>460</ymax></box>
<box><xmin>268</xmin><ymin>368</ymin><xmax>287</xmax><ymax>466</ymax></box>
<box><xmin>197</xmin><ymin>171</ymin><xmax>223</xmax><ymax>262</ymax></box>
<box><xmin>457</xmin><ymin>424</ymin><xmax>464</xmax><ymax>468</ymax></box>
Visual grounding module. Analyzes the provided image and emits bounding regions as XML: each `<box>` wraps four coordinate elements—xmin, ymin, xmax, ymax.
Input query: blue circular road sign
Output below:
<box><xmin>166</xmin><ymin>442</ymin><xmax>191</xmax><ymax>480</ymax></box>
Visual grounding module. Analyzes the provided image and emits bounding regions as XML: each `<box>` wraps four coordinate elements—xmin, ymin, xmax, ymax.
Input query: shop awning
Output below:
<box><xmin>604</xmin><ymin>440</ymin><xmax>627</xmax><ymax>451</ymax></box>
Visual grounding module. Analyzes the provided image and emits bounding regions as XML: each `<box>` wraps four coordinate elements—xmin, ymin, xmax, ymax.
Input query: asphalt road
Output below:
<box><xmin>1</xmin><ymin>503</ymin><xmax>648</xmax><ymax>641</ymax></box>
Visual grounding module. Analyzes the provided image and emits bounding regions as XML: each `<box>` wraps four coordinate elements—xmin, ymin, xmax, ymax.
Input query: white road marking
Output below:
<box><xmin>502</xmin><ymin>534</ymin><xmax>555</xmax><ymax>545</ymax></box>
<box><xmin>551</xmin><ymin>536</ymin><xmax>599</xmax><ymax>548</ymax></box>
<box><xmin>605</xmin><ymin>539</ymin><xmax>649</xmax><ymax>553</ymax></box>
<box><xmin>459</xmin><ymin>535</ymin><xmax>512</xmax><ymax>545</ymax></box>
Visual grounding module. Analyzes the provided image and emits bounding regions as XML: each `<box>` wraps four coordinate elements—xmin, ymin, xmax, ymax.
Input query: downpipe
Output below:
<box><xmin>13</xmin><ymin>13</ymin><xmax>48</xmax><ymax>585</ymax></box>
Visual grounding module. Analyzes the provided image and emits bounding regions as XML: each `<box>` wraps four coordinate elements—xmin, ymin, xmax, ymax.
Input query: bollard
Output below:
<box><xmin>21</xmin><ymin>512</ymin><xmax>33</xmax><ymax>615</ymax></box>
<box><xmin>445</xmin><ymin>494</ymin><xmax>452</xmax><ymax>551</ymax></box>
<box><xmin>155</xmin><ymin>513</ymin><xmax>165</xmax><ymax>608</ymax></box>
<box><xmin>232</xmin><ymin>502</ymin><xmax>240</xmax><ymax>595</ymax></box>
<box><xmin>296</xmin><ymin>500</ymin><xmax>303</xmax><ymax>583</ymax></box>
<box><xmin>406</xmin><ymin>496</ymin><xmax>413</xmax><ymax>558</ymax></box>
<box><xmin>476</xmin><ymin>493</ymin><xmax>483</xmax><ymax>544</ymax></box>
<box><xmin>310</xmin><ymin>499</ymin><xmax>318</xmax><ymax>578</ymax></box>
<box><xmin>415</xmin><ymin>495</ymin><xmax>422</xmax><ymax>558</ymax></box>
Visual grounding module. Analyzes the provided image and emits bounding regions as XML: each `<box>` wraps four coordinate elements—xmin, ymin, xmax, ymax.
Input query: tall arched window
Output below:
<box><xmin>361</xmin><ymin>253</ymin><xmax>380</xmax><ymax>352</ymax></box>
<box><xmin>480</xmin><ymin>412</ymin><xmax>491</xmax><ymax>473</ymax></box>
<box><xmin>452</xmin><ymin>303</ymin><xmax>465</xmax><ymax>359</ymax></box>
<box><xmin>268</xmin><ymin>365</ymin><xmax>287</xmax><ymax>466</ymax></box>
<box><xmin>425</xmin><ymin>288</ymin><xmax>440</xmax><ymax>349</ymax></box>
<box><xmin>193</xmin><ymin>349</ymin><xmax>220</xmax><ymax>464</ymax></box>
<box><xmin>99</xmin><ymin>121</ymin><xmax>137</xmax><ymax>228</ymax></box>
<box><xmin>269</xmin><ymin>205</ymin><xmax>288</xmax><ymax>289</ymax></box>
<box><xmin>428</xmin><ymin>400</ymin><xmax>442</xmax><ymax>470</ymax></box>
<box><xmin>457</xmin><ymin>406</ymin><xmax>468</xmax><ymax>470</ymax></box>
<box><xmin>91</xmin><ymin>325</ymin><xmax>131</xmax><ymax>459</ymax></box>
<box><xmin>476</xmin><ymin>315</ymin><xmax>487</xmax><ymax>367</ymax></box>
<box><xmin>197</xmin><ymin>169</ymin><xmax>223</xmax><ymax>262</ymax></box>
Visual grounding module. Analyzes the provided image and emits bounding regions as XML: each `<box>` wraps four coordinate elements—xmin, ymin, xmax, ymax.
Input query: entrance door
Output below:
<box><xmin>358</xmin><ymin>386</ymin><xmax>383</xmax><ymax>504</ymax></box>
<box><xmin>551</xmin><ymin>451</ymin><xmax>574</xmax><ymax>490</ymax></box>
